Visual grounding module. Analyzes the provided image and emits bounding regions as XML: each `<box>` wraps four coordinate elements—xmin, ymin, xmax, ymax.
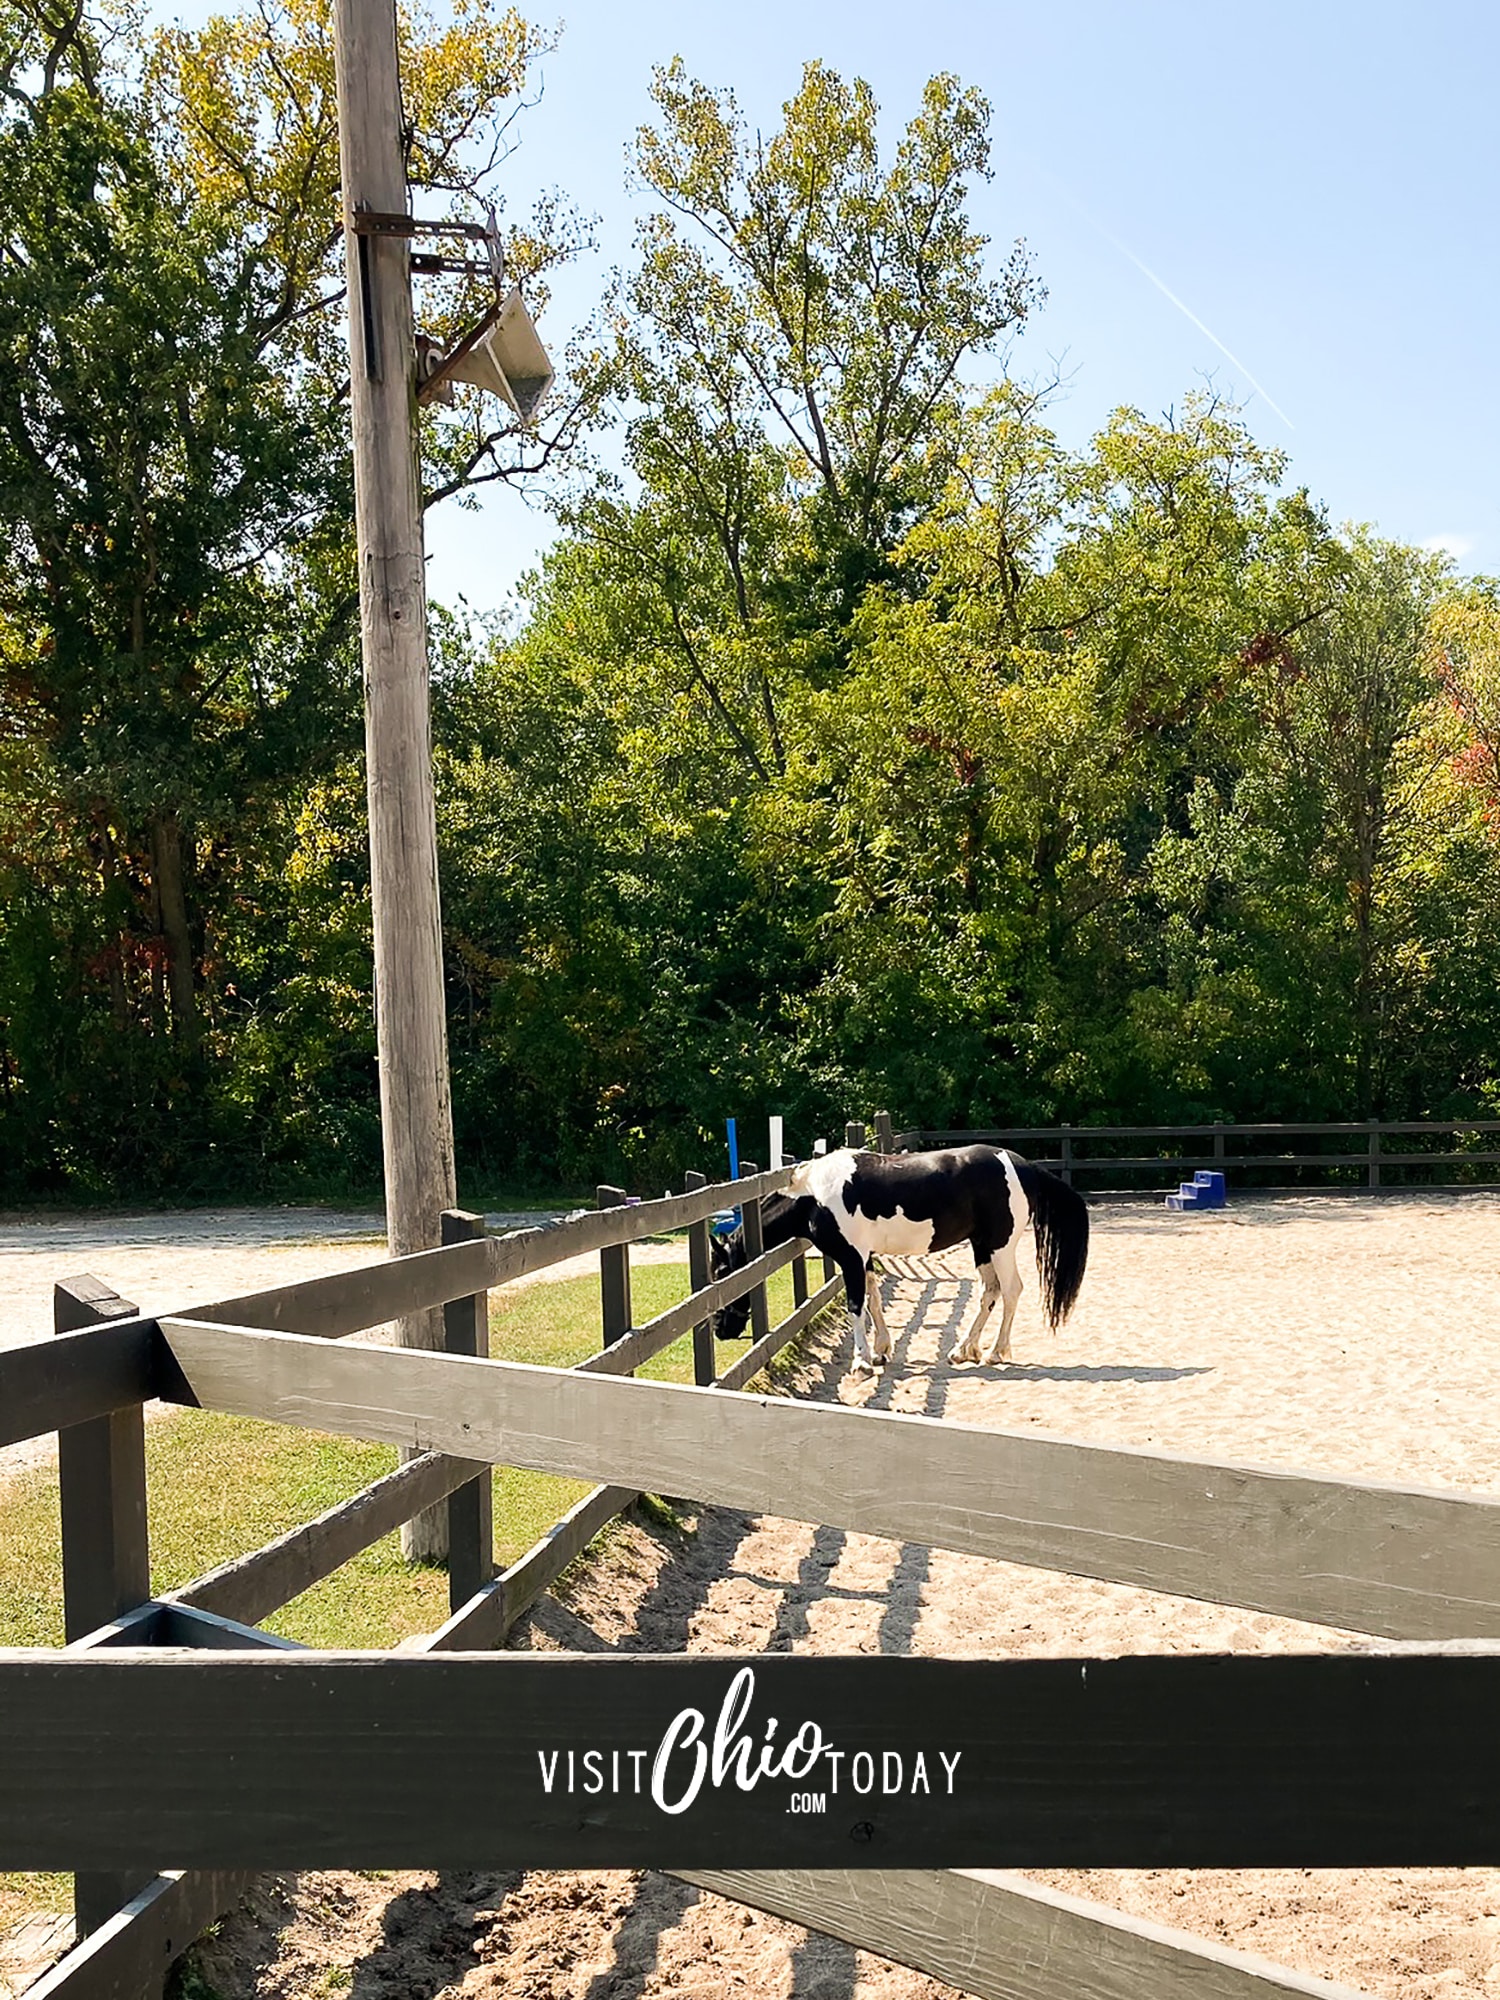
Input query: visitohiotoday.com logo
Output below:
<box><xmin>535</xmin><ymin>1666</ymin><xmax>964</xmax><ymax>1818</ymax></box>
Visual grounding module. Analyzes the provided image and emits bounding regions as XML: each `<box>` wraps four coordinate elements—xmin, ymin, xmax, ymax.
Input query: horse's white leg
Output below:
<box><xmin>848</xmin><ymin>1304</ymin><xmax>873</xmax><ymax>1374</ymax></box>
<box><xmin>867</xmin><ymin>1267</ymin><xmax>893</xmax><ymax>1363</ymax></box>
<box><xmin>837</xmin><ymin>1252</ymin><xmax>875</xmax><ymax>1375</ymax></box>
<box><xmin>954</xmin><ymin>1258</ymin><xmax>1002</xmax><ymax>1363</ymax></box>
<box><xmin>982</xmin><ymin>1244</ymin><xmax>1024</xmax><ymax>1364</ymax></box>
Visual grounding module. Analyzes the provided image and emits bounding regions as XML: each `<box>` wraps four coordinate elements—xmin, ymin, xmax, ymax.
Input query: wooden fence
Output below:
<box><xmin>891</xmin><ymin>1115</ymin><xmax>1500</xmax><ymax>1190</ymax></box>
<box><xmin>3</xmin><ymin>1115</ymin><xmax>1499</xmax><ymax>2000</ymax></box>
<box><xmin>4</xmin><ymin>1142</ymin><xmax>855</xmax><ymax>1994</ymax></box>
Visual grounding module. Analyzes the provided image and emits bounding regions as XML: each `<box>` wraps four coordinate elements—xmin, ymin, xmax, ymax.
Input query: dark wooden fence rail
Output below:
<box><xmin>892</xmin><ymin>1118</ymin><xmax>1500</xmax><ymax>1191</ymax></box>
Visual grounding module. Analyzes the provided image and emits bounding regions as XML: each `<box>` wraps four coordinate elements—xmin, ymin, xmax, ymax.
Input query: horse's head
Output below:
<box><xmin>707</xmin><ymin>1228</ymin><xmax>752</xmax><ymax>1340</ymax></box>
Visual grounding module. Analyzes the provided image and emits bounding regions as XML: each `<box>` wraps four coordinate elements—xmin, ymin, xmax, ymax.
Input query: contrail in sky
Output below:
<box><xmin>1037</xmin><ymin>170</ymin><xmax>1295</xmax><ymax>432</ymax></box>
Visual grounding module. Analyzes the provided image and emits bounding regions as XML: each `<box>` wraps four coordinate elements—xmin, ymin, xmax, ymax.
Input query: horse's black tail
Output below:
<box><xmin>1015</xmin><ymin>1160</ymin><xmax>1090</xmax><ymax>1329</ymax></box>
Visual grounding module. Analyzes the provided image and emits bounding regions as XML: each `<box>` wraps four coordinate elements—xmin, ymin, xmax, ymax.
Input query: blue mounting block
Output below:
<box><xmin>1164</xmin><ymin>1170</ymin><xmax>1227</xmax><ymax>1212</ymax></box>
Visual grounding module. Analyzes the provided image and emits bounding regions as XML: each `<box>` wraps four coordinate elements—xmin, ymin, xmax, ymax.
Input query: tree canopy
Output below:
<box><xmin>2</xmin><ymin>31</ymin><xmax>1497</xmax><ymax>1200</ymax></box>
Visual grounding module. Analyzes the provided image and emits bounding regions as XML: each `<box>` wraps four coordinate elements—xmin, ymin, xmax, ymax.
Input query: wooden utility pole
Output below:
<box><xmin>333</xmin><ymin>0</ymin><xmax>456</xmax><ymax>1558</ymax></box>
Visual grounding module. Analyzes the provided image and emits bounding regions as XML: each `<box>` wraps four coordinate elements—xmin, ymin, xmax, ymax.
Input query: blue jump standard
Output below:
<box><xmin>1165</xmin><ymin>1170</ymin><xmax>1227</xmax><ymax>1212</ymax></box>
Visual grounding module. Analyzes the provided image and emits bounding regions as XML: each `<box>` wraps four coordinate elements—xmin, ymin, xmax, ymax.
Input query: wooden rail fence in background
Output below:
<box><xmin>893</xmin><ymin>1117</ymin><xmax>1500</xmax><ymax>1190</ymax></box>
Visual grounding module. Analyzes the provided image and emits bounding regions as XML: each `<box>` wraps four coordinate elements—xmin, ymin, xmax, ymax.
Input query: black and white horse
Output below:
<box><xmin>709</xmin><ymin>1144</ymin><xmax>1089</xmax><ymax>1376</ymax></box>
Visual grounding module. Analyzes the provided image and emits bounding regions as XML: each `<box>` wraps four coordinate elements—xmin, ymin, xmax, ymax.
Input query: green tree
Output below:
<box><xmin>1426</xmin><ymin>582</ymin><xmax>1500</xmax><ymax>828</ymax></box>
<box><xmin>568</xmin><ymin>59</ymin><xmax>1042</xmax><ymax>780</ymax></box>
<box><xmin>811</xmin><ymin>392</ymin><xmax>1348</xmax><ymax>1122</ymax></box>
<box><xmin>0</xmin><ymin>0</ymin><xmax>586</xmax><ymax>1193</ymax></box>
<box><xmin>145</xmin><ymin>0</ymin><xmax>594</xmax><ymax>499</ymax></box>
<box><xmin>1249</xmin><ymin>533</ymin><xmax>1448</xmax><ymax>1114</ymax></box>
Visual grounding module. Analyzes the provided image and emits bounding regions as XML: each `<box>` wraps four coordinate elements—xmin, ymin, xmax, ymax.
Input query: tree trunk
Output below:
<box><xmin>150</xmin><ymin>813</ymin><xmax>200</xmax><ymax>1054</ymax></box>
<box><xmin>1350</xmin><ymin>802</ymin><xmax>1383</xmax><ymax>1120</ymax></box>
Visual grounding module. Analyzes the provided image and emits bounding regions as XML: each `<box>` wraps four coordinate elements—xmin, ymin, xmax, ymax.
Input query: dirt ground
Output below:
<box><xmin>7</xmin><ymin>1191</ymin><xmax>1500</xmax><ymax>1997</ymax></box>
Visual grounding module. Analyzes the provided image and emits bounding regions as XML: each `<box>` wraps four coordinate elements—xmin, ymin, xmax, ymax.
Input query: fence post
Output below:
<box><xmin>597</xmin><ymin>1185</ymin><xmax>632</xmax><ymax>1350</ymax></box>
<box><xmin>785</xmin><ymin>1134</ymin><xmax>810</xmax><ymax>1307</ymax></box>
<box><xmin>441</xmin><ymin>1210</ymin><xmax>493</xmax><ymax>1615</ymax></box>
<box><xmin>1368</xmin><ymin>1121</ymin><xmax>1382</xmax><ymax>1190</ymax></box>
<box><xmin>1060</xmin><ymin>1123</ymin><xmax>1074</xmax><ymax>1187</ymax></box>
<box><xmin>684</xmin><ymin>1169</ymin><xmax>714</xmax><ymax>1386</ymax></box>
<box><xmin>55</xmin><ymin>1275</ymin><xmax>155</xmax><ymax>1938</ymax></box>
<box><xmin>845</xmin><ymin>1119</ymin><xmax>866</xmax><ymax>1149</ymax></box>
<box><xmin>1213</xmin><ymin>1121</ymin><xmax>1225</xmax><ymax>1165</ymax></box>
<box><xmin>739</xmin><ymin>1160</ymin><xmax>770</xmax><ymax>1345</ymax></box>
<box><xmin>874</xmin><ymin>1110</ymin><xmax>895</xmax><ymax>1154</ymax></box>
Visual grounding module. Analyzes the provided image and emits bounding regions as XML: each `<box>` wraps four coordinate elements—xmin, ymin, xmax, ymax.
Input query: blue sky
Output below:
<box><xmin>168</xmin><ymin>0</ymin><xmax>1500</xmax><ymax>615</ymax></box>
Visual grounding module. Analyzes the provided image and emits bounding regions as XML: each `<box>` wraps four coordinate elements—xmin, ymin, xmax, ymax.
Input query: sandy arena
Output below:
<box><xmin>3</xmin><ymin>1191</ymin><xmax>1499</xmax><ymax>1998</ymax></box>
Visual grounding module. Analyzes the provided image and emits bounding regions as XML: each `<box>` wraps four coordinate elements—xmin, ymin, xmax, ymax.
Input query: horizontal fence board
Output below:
<box><xmin>906</xmin><ymin>1145</ymin><xmax>1500</xmax><ymax>1171</ymax></box>
<box><xmin>485</xmin><ymin>1165</ymin><xmax>790</xmax><ymax>1260</ymax></box>
<box><xmin>168</xmin><ymin>1450</ymin><xmax>487</xmax><ymax>1627</ymax></box>
<box><xmin>176</xmin><ymin>1166</ymin><xmax>797</xmax><ymax>1341</ymax></box>
<box><xmin>416</xmin><ymin>1243</ymin><xmax>838</xmax><ymax>1650</ymax></box>
<box><xmin>0</xmin><ymin>1321</ymin><xmax>157</xmax><ymax>1450</ymax></box>
<box><xmin>417</xmin><ymin>1264</ymin><xmax>842</xmax><ymax>1648</ymax></box>
<box><xmin>157</xmin><ymin>1605</ymin><xmax>303</xmax><ymax>1652</ymax></box>
<box><xmin>22</xmin><ymin>1868</ymin><xmax>252</xmax><ymax>2000</ymax></box>
<box><xmin>716</xmin><ymin>1274</ymin><xmax>843</xmax><ymax>1394</ymax></box>
<box><xmin>68</xmin><ymin>1603</ymin><xmax>302</xmax><ymax>1653</ymax></box>
<box><xmin>1060</xmin><ymin>1153</ymin><xmax>1500</xmax><ymax>1172</ymax></box>
<box><xmin>1376</xmin><ymin>1151</ymin><xmax>1500</xmax><ymax>1167</ymax></box>
<box><xmin>175</xmin><ymin>1233</ymin><xmax>497</xmax><ymax>1341</ymax></box>
<box><xmin>579</xmin><ymin>1239</ymin><xmax>807</xmax><ymax>1379</ymax></box>
<box><xmin>156</xmin><ymin>1321</ymin><xmax>1500</xmax><ymax>1639</ymax></box>
<box><xmin>892</xmin><ymin>1123</ymin><xmax>1500</xmax><ymax>1192</ymax></box>
<box><xmin>416</xmin><ymin>1481</ymin><xmax>640</xmax><ymax>1652</ymax></box>
<box><xmin>68</xmin><ymin>1604</ymin><xmax>164</xmax><ymax>1649</ymax></box>
<box><xmin>675</xmin><ymin>1868</ymin><xmax>1366</xmax><ymax>2000</ymax></box>
<box><xmin>1</xmin><ymin>1650</ymin><xmax>1498</xmax><ymax>1870</ymax></box>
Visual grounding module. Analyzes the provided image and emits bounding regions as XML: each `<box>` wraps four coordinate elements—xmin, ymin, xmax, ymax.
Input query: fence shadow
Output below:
<box><xmin>612</xmin><ymin>1499</ymin><xmax>764</xmax><ymax>1654</ymax></box>
<box><xmin>580</xmin><ymin>1874</ymin><xmax>700</xmax><ymax>2000</ymax></box>
<box><xmin>866</xmin><ymin>1276</ymin><xmax>969</xmax><ymax>1656</ymax></box>
<box><xmin>963</xmin><ymin>1360</ymin><xmax>1212</xmax><ymax>1384</ymax></box>
<box><xmin>789</xmin><ymin>1927</ymin><xmax>861</xmax><ymax>1999</ymax></box>
<box><xmin>346</xmin><ymin>1872</ymin><xmax>508</xmax><ymax>2000</ymax></box>
<box><xmin>749</xmin><ymin>1276</ymin><xmax>970</xmax><ymax>1661</ymax></box>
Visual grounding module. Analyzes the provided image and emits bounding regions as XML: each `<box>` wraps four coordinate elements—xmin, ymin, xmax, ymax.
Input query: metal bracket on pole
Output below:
<box><xmin>349</xmin><ymin>203</ymin><xmax>505</xmax><ymax>285</ymax></box>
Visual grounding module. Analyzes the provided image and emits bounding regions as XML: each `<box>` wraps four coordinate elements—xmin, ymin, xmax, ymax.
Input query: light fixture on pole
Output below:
<box><xmin>364</xmin><ymin>204</ymin><xmax>554</xmax><ymax>421</ymax></box>
<box><xmin>428</xmin><ymin>286</ymin><xmax>553</xmax><ymax>419</ymax></box>
<box><xmin>350</xmin><ymin>204</ymin><xmax>554</xmax><ymax>421</ymax></box>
